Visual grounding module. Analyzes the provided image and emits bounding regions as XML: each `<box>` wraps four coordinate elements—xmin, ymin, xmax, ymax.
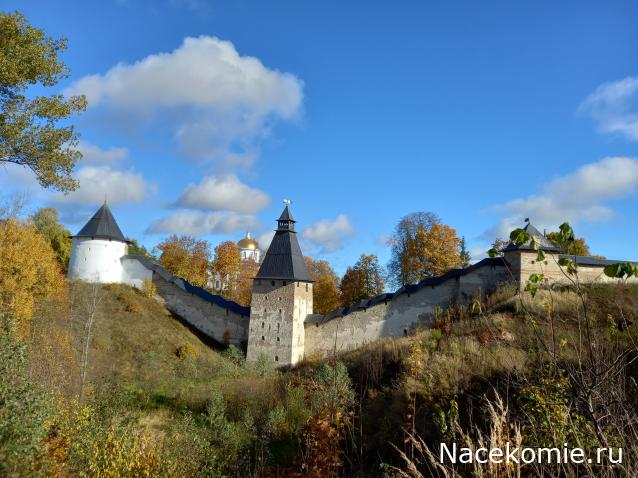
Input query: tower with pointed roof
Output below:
<box><xmin>68</xmin><ymin>202</ymin><xmax>131</xmax><ymax>283</ymax></box>
<box><xmin>246</xmin><ymin>202</ymin><xmax>313</xmax><ymax>366</ymax></box>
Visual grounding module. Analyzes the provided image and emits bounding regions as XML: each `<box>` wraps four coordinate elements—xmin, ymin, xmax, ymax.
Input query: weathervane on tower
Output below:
<box><xmin>283</xmin><ymin>198</ymin><xmax>291</xmax><ymax>205</ymax></box>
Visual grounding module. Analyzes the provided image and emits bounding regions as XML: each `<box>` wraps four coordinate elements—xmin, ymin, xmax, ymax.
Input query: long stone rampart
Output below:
<box><xmin>303</xmin><ymin>258</ymin><xmax>510</xmax><ymax>358</ymax></box>
<box><xmin>125</xmin><ymin>256</ymin><xmax>250</xmax><ymax>347</ymax></box>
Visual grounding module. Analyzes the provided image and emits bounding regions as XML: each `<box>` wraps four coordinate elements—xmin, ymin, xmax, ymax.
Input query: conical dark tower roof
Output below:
<box><xmin>501</xmin><ymin>220</ymin><xmax>560</xmax><ymax>252</ymax></box>
<box><xmin>255</xmin><ymin>204</ymin><xmax>313</xmax><ymax>282</ymax></box>
<box><xmin>73</xmin><ymin>203</ymin><xmax>127</xmax><ymax>242</ymax></box>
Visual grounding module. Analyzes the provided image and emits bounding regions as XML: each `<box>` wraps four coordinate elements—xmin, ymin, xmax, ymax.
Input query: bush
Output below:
<box><xmin>141</xmin><ymin>279</ymin><xmax>157</xmax><ymax>298</ymax></box>
<box><xmin>175</xmin><ymin>344</ymin><xmax>198</xmax><ymax>360</ymax></box>
<box><xmin>126</xmin><ymin>302</ymin><xmax>142</xmax><ymax>314</ymax></box>
<box><xmin>0</xmin><ymin>331</ymin><xmax>51</xmax><ymax>476</ymax></box>
<box><xmin>222</xmin><ymin>344</ymin><xmax>245</xmax><ymax>366</ymax></box>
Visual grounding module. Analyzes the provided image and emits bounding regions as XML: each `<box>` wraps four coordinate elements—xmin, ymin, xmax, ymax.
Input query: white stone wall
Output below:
<box><xmin>303</xmin><ymin>263</ymin><xmax>510</xmax><ymax>359</ymax></box>
<box><xmin>68</xmin><ymin>238</ymin><xmax>127</xmax><ymax>283</ymax></box>
<box><xmin>504</xmin><ymin>251</ymin><xmax>638</xmax><ymax>287</ymax></box>
<box><xmin>121</xmin><ymin>257</ymin><xmax>153</xmax><ymax>288</ymax></box>
<box><xmin>153</xmin><ymin>273</ymin><xmax>248</xmax><ymax>347</ymax></box>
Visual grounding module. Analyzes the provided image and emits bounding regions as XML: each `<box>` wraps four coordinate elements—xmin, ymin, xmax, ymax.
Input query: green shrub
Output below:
<box><xmin>222</xmin><ymin>344</ymin><xmax>245</xmax><ymax>367</ymax></box>
<box><xmin>0</xmin><ymin>331</ymin><xmax>51</xmax><ymax>476</ymax></box>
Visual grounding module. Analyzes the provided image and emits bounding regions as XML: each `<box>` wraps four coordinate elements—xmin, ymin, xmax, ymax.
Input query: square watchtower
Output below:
<box><xmin>246</xmin><ymin>203</ymin><xmax>314</xmax><ymax>366</ymax></box>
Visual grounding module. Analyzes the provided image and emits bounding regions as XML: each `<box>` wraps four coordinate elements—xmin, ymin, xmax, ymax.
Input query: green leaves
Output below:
<box><xmin>557</xmin><ymin>257</ymin><xmax>577</xmax><ymax>275</ymax></box>
<box><xmin>487</xmin><ymin>248</ymin><xmax>500</xmax><ymax>258</ymax></box>
<box><xmin>0</xmin><ymin>12</ymin><xmax>86</xmax><ymax>192</ymax></box>
<box><xmin>528</xmin><ymin>273</ymin><xmax>544</xmax><ymax>284</ymax></box>
<box><xmin>509</xmin><ymin>228</ymin><xmax>530</xmax><ymax>246</ymax></box>
<box><xmin>525</xmin><ymin>273</ymin><xmax>544</xmax><ymax>298</ymax></box>
<box><xmin>604</xmin><ymin>262</ymin><xmax>638</xmax><ymax>279</ymax></box>
<box><xmin>557</xmin><ymin>222</ymin><xmax>575</xmax><ymax>244</ymax></box>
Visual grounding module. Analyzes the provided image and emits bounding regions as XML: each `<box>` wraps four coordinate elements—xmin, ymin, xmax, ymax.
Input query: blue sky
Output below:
<box><xmin>3</xmin><ymin>0</ymin><xmax>638</xmax><ymax>275</ymax></box>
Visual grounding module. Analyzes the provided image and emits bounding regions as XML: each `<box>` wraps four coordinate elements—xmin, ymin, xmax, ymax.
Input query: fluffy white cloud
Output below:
<box><xmin>174</xmin><ymin>175</ymin><xmax>270</xmax><ymax>214</ymax></box>
<box><xmin>78</xmin><ymin>141</ymin><xmax>128</xmax><ymax>164</ymax></box>
<box><xmin>302</xmin><ymin>214</ymin><xmax>354</xmax><ymax>253</ymax></box>
<box><xmin>53</xmin><ymin>166</ymin><xmax>152</xmax><ymax>205</ymax></box>
<box><xmin>146</xmin><ymin>210</ymin><xmax>257</xmax><ymax>236</ymax></box>
<box><xmin>65</xmin><ymin>36</ymin><xmax>303</xmax><ymax>164</ymax></box>
<box><xmin>487</xmin><ymin>156</ymin><xmax>638</xmax><ymax>239</ymax></box>
<box><xmin>579</xmin><ymin>77</ymin><xmax>638</xmax><ymax>141</ymax></box>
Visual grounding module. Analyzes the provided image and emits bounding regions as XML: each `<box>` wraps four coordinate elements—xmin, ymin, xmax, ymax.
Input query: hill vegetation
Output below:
<box><xmin>3</xmin><ymin>211</ymin><xmax>638</xmax><ymax>477</ymax></box>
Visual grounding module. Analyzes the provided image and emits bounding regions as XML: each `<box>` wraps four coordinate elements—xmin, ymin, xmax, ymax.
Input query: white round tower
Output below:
<box><xmin>67</xmin><ymin>203</ymin><xmax>129</xmax><ymax>283</ymax></box>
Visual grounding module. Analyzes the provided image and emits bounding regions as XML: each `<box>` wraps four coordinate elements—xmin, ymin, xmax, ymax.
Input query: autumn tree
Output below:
<box><xmin>0</xmin><ymin>219</ymin><xmax>65</xmax><ymax>337</ymax></box>
<box><xmin>546</xmin><ymin>231</ymin><xmax>591</xmax><ymax>256</ymax></box>
<box><xmin>459</xmin><ymin>236</ymin><xmax>471</xmax><ymax>268</ymax></box>
<box><xmin>387</xmin><ymin>212</ymin><xmax>462</xmax><ymax>287</ymax></box>
<box><xmin>304</xmin><ymin>257</ymin><xmax>340</xmax><ymax>314</ymax></box>
<box><xmin>31</xmin><ymin>207</ymin><xmax>72</xmax><ymax>271</ymax></box>
<box><xmin>156</xmin><ymin>235</ymin><xmax>211</xmax><ymax>287</ymax></box>
<box><xmin>0</xmin><ymin>12</ymin><xmax>86</xmax><ymax>191</ymax></box>
<box><xmin>491</xmin><ymin>237</ymin><xmax>509</xmax><ymax>254</ymax></box>
<box><xmin>211</xmin><ymin>241</ymin><xmax>241</xmax><ymax>293</ymax></box>
<box><xmin>234</xmin><ymin>259</ymin><xmax>259</xmax><ymax>307</ymax></box>
<box><xmin>340</xmin><ymin>254</ymin><xmax>384</xmax><ymax>307</ymax></box>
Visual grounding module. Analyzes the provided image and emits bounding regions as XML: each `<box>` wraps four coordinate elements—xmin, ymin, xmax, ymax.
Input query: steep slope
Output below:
<box><xmin>68</xmin><ymin>282</ymin><xmax>237</xmax><ymax>407</ymax></box>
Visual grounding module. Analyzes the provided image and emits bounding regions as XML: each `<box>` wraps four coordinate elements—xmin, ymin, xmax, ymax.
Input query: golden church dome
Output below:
<box><xmin>237</xmin><ymin>232</ymin><xmax>259</xmax><ymax>250</ymax></box>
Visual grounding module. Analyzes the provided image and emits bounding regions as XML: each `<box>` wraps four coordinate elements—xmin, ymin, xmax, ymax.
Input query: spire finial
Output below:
<box><xmin>524</xmin><ymin>217</ymin><xmax>530</xmax><ymax>223</ymax></box>
<box><xmin>283</xmin><ymin>198</ymin><xmax>291</xmax><ymax>205</ymax></box>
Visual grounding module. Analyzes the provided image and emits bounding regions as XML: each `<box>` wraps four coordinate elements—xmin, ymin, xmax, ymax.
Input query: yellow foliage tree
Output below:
<box><xmin>388</xmin><ymin>212</ymin><xmax>462</xmax><ymax>286</ymax></box>
<box><xmin>211</xmin><ymin>240</ymin><xmax>241</xmax><ymax>293</ymax></box>
<box><xmin>0</xmin><ymin>219</ymin><xmax>65</xmax><ymax>337</ymax></box>
<box><xmin>233</xmin><ymin>258</ymin><xmax>259</xmax><ymax>307</ymax></box>
<box><xmin>304</xmin><ymin>257</ymin><xmax>341</xmax><ymax>314</ymax></box>
<box><xmin>156</xmin><ymin>235</ymin><xmax>211</xmax><ymax>287</ymax></box>
<box><xmin>339</xmin><ymin>254</ymin><xmax>384</xmax><ymax>307</ymax></box>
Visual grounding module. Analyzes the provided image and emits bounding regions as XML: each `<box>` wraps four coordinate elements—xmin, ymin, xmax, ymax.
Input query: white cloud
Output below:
<box><xmin>0</xmin><ymin>162</ymin><xmax>42</xmax><ymax>190</ymax></box>
<box><xmin>53</xmin><ymin>166</ymin><xmax>152</xmax><ymax>205</ymax></box>
<box><xmin>174</xmin><ymin>174</ymin><xmax>270</xmax><ymax>214</ymax></box>
<box><xmin>146</xmin><ymin>210</ymin><xmax>257</xmax><ymax>236</ymax></box>
<box><xmin>65</xmin><ymin>36</ymin><xmax>303</xmax><ymax>165</ymax></box>
<box><xmin>486</xmin><ymin>156</ymin><xmax>638</xmax><ymax>239</ymax></box>
<box><xmin>579</xmin><ymin>77</ymin><xmax>638</xmax><ymax>141</ymax></box>
<box><xmin>302</xmin><ymin>214</ymin><xmax>354</xmax><ymax>253</ymax></box>
<box><xmin>78</xmin><ymin>140</ymin><xmax>128</xmax><ymax>164</ymax></box>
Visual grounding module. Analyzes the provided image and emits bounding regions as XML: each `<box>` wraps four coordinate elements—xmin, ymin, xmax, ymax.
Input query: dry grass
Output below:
<box><xmin>68</xmin><ymin>282</ymin><xmax>236</xmax><ymax>407</ymax></box>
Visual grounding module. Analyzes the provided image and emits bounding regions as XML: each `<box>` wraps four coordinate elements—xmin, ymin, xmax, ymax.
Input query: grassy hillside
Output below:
<box><xmin>68</xmin><ymin>282</ymin><xmax>237</xmax><ymax>409</ymax></box>
<box><xmin>4</xmin><ymin>280</ymin><xmax>638</xmax><ymax>477</ymax></box>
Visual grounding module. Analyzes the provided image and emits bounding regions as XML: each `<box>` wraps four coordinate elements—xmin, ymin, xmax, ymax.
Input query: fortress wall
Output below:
<box><xmin>304</xmin><ymin>262</ymin><xmax>509</xmax><ymax>358</ymax></box>
<box><xmin>152</xmin><ymin>272</ymin><xmax>249</xmax><ymax>347</ymax></box>
<box><xmin>121</xmin><ymin>257</ymin><xmax>153</xmax><ymax>288</ymax></box>
<box><xmin>508</xmin><ymin>252</ymin><xmax>638</xmax><ymax>287</ymax></box>
<box><xmin>456</xmin><ymin>262</ymin><xmax>512</xmax><ymax>300</ymax></box>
